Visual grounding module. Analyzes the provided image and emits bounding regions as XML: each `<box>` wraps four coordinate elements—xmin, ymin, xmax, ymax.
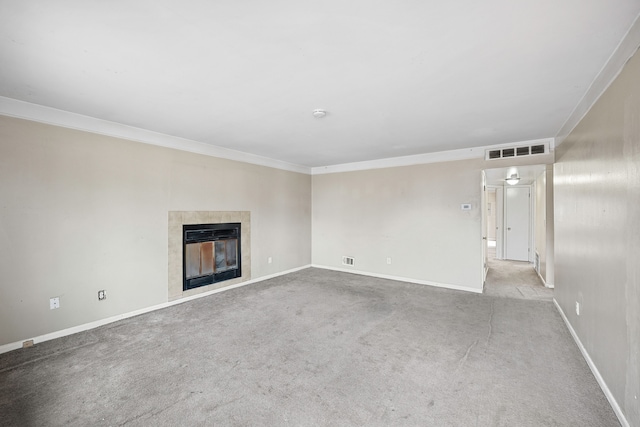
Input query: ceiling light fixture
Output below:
<box><xmin>313</xmin><ymin>109</ymin><xmax>326</xmax><ymax>118</ymax></box>
<box><xmin>505</xmin><ymin>174</ymin><xmax>520</xmax><ymax>185</ymax></box>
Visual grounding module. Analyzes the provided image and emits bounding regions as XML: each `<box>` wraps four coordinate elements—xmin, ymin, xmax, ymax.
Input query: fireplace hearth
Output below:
<box><xmin>183</xmin><ymin>223</ymin><xmax>241</xmax><ymax>291</ymax></box>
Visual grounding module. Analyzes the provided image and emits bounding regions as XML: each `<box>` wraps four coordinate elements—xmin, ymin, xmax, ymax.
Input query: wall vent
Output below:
<box><xmin>534</xmin><ymin>252</ymin><xmax>540</xmax><ymax>273</ymax></box>
<box><xmin>485</xmin><ymin>142</ymin><xmax>548</xmax><ymax>160</ymax></box>
<box><xmin>342</xmin><ymin>256</ymin><xmax>355</xmax><ymax>266</ymax></box>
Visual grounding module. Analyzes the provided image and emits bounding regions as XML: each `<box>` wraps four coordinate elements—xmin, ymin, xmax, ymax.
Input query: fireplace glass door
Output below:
<box><xmin>185</xmin><ymin>239</ymin><xmax>238</xmax><ymax>280</ymax></box>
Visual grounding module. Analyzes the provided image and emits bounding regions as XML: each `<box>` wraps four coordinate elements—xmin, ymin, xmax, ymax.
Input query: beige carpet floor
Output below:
<box><xmin>0</xmin><ymin>268</ymin><xmax>614</xmax><ymax>426</ymax></box>
<box><xmin>484</xmin><ymin>258</ymin><xmax>553</xmax><ymax>301</ymax></box>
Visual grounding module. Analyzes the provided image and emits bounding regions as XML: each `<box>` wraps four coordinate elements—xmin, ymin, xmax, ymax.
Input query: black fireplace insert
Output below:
<box><xmin>183</xmin><ymin>223</ymin><xmax>241</xmax><ymax>291</ymax></box>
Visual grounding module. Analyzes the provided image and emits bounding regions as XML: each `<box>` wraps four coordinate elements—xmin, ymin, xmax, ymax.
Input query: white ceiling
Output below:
<box><xmin>1</xmin><ymin>1</ymin><xmax>639</xmax><ymax>168</ymax></box>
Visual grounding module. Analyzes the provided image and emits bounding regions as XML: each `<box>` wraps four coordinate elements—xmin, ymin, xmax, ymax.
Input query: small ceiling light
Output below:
<box><xmin>313</xmin><ymin>109</ymin><xmax>327</xmax><ymax>119</ymax></box>
<box><xmin>505</xmin><ymin>174</ymin><xmax>520</xmax><ymax>185</ymax></box>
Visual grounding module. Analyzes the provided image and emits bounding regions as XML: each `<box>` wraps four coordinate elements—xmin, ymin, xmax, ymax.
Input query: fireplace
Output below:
<box><xmin>183</xmin><ymin>223</ymin><xmax>241</xmax><ymax>291</ymax></box>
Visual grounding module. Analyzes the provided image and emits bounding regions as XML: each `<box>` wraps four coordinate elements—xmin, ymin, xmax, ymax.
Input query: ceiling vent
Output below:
<box><xmin>485</xmin><ymin>142</ymin><xmax>549</xmax><ymax>160</ymax></box>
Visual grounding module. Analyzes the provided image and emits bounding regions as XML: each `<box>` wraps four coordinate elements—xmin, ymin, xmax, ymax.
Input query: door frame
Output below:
<box><xmin>487</xmin><ymin>185</ymin><xmax>503</xmax><ymax>259</ymax></box>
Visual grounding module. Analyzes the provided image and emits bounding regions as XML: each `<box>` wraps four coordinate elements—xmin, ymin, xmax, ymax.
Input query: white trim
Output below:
<box><xmin>533</xmin><ymin>262</ymin><xmax>555</xmax><ymax>289</ymax></box>
<box><xmin>556</xmin><ymin>14</ymin><xmax>640</xmax><ymax>146</ymax></box>
<box><xmin>311</xmin><ymin>264</ymin><xmax>483</xmax><ymax>294</ymax></box>
<box><xmin>0</xmin><ymin>265</ymin><xmax>311</xmax><ymax>355</ymax></box>
<box><xmin>553</xmin><ymin>299</ymin><xmax>630</xmax><ymax>427</ymax></box>
<box><xmin>0</xmin><ymin>96</ymin><xmax>311</xmax><ymax>175</ymax></box>
<box><xmin>1</xmin><ymin>96</ymin><xmax>559</xmax><ymax>176</ymax></box>
<box><xmin>311</xmin><ymin>138</ymin><xmax>555</xmax><ymax>175</ymax></box>
<box><xmin>535</xmin><ymin>268</ymin><xmax>551</xmax><ymax>288</ymax></box>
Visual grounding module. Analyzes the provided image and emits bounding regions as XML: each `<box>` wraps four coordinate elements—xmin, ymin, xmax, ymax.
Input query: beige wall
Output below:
<box><xmin>534</xmin><ymin>170</ymin><xmax>546</xmax><ymax>279</ymax></box>
<box><xmin>312</xmin><ymin>158</ymin><xmax>484</xmax><ymax>291</ymax></box>
<box><xmin>533</xmin><ymin>167</ymin><xmax>554</xmax><ymax>285</ymax></box>
<box><xmin>554</xmin><ymin>48</ymin><xmax>640</xmax><ymax>425</ymax></box>
<box><xmin>544</xmin><ymin>166</ymin><xmax>554</xmax><ymax>287</ymax></box>
<box><xmin>0</xmin><ymin>116</ymin><xmax>311</xmax><ymax>346</ymax></box>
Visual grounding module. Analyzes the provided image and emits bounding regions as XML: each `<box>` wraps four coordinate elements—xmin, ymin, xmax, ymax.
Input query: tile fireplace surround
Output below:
<box><xmin>168</xmin><ymin>211</ymin><xmax>251</xmax><ymax>301</ymax></box>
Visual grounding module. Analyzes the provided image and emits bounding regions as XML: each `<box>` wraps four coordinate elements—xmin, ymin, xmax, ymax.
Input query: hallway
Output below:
<box><xmin>484</xmin><ymin>258</ymin><xmax>553</xmax><ymax>301</ymax></box>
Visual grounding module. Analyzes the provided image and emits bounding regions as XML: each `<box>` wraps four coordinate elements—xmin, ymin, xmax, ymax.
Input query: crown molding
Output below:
<box><xmin>1</xmin><ymin>96</ymin><xmax>556</xmax><ymax>176</ymax></box>
<box><xmin>556</xmin><ymin>14</ymin><xmax>640</xmax><ymax>146</ymax></box>
<box><xmin>0</xmin><ymin>96</ymin><xmax>311</xmax><ymax>175</ymax></box>
<box><xmin>311</xmin><ymin>137</ymin><xmax>555</xmax><ymax>175</ymax></box>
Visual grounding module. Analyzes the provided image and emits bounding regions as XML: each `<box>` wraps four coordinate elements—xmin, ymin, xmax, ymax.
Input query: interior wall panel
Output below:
<box><xmin>0</xmin><ymin>116</ymin><xmax>312</xmax><ymax>346</ymax></box>
<box><xmin>554</xmin><ymin>48</ymin><xmax>640</xmax><ymax>426</ymax></box>
<box><xmin>312</xmin><ymin>159</ymin><xmax>484</xmax><ymax>291</ymax></box>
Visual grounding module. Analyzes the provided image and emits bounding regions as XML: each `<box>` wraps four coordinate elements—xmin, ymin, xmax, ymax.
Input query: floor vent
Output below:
<box><xmin>485</xmin><ymin>142</ymin><xmax>548</xmax><ymax>160</ymax></box>
<box><xmin>342</xmin><ymin>256</ymin><xmax>355</xmax><ymax>266</ymax></box>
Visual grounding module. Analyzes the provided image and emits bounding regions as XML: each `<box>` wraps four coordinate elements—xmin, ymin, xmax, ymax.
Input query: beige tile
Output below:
<box><xmin>196</xmin><ymin>211</ymin><xmax>208</xmax><ymax>224</ymax></box>
<box><xmin>204</xmin><ymin>211</ymin><xmax>215</xmax><ymax>223</ymax></box>
<box><xmin>168</xmin><ymin>211</ymin><xmax>183</xmax><ymax>227</ymax></box>
<box><xmin>168</xmin><ymin>291</ymin><xmax>183</xmax><ymax>302</ymax></box>
<box><xmin>168</xmin><ymin>234</ymin><xmax>181</xmax><ymax>252</ymax></box>
<box><xmin>168</xmin><ymin>224</ymin><xmax>183</xmax><ymax>240</ymax></box>
<box><xmin>183</xmin><ymin>211</ymin><xmax>199</xmax><ymax>224</ymax></box>
<box><xmin>168</xmin><ymin>281</ymin><xmax>182</xmax><ymax>301</ymax></box>
<box><xmin>211</xmin><ymin>212</ymin><xmax>222</xmax><ymax>223</ymax></box>
<box><xmin>169</xmin><ymin>258</ymin><xmax>180</xmax><ymax>271</ymax></box>
<box><xmin>220</xmin><ymin>212</ymin><xmax>232</xmax><ymax>223</ymax></box>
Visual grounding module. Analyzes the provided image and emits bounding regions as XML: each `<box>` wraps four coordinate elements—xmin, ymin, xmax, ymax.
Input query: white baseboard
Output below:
<box><xmin>553</xmin><ymin>298</ymin><xmax>629</xmax><ymax>427</ymax></box>
<box><xmin>0</xmin><ymin>265</ymin><xmax>311</xmax><ymax>355</ymax></box>
<box><xmin>311</xmin><ymin>264</ymin><xmax>483</xmax><ymax>294</ymax></box>
<box><xmin>533</xmin><ymin>267</ymin><xmax>555</xmax><ymax>289</ymax></box>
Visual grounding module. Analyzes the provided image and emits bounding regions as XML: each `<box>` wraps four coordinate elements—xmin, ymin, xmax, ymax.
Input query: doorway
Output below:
<box><xmin>483</xmin><ymin>164</ymin><xmax>550</xmax><ymax>296</ymax></box>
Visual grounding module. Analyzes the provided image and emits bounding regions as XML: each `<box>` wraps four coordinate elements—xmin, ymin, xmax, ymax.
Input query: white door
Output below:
<box><xmin>505</xmin><ymin>186</ymin><xmax>530</xmax><ymax>261</ymax></box>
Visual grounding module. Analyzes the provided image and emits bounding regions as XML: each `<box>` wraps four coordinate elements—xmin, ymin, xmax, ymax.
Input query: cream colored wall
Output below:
<box><xmin>554</xmin><ymin>48</ymin><xmax>640</xmax><ymax>425</ymax></box>
<box><xmin>544</xmin><ymin>166</ymin><xmax>554</xmax><ymax>287</ymax></box>
<box><xmin>0</xmin><ymin>116</ymin><xmax>311</xmax><ymax>346</ymax></box>
<box><xmin>312</xmin><ymin>158</ymin><xmax>484</xmax><ymax>291</ymax></box>
<box><xmin>534</xmin><ymin>170</ymin><xmax>547</xmax><ymax>280</ymax></box>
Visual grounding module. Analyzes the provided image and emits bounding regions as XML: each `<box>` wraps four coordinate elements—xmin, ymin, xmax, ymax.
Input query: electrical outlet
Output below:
<box><xmin>98</xmin><ymin>290</ymin><xmax>106</xmax><ymax>301</ymax></box>
<box><xmin>268</xmin><ymin>257</ymin><xmax>272</xmax><ymax>264</ymax></box>
<box><xmin>575</xmin><ymin>301</ymin><xmax>580</xmax><ymax>316</ymax></box>
<box><xmin>386</xmin><ymin>257</ymin><xmax>392</xmax><ymax>265</ymax></box>
<box><xmin>49</xmin><ymin>297</ymin><xmax>60</xmax><ymax>310</ymax></box>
